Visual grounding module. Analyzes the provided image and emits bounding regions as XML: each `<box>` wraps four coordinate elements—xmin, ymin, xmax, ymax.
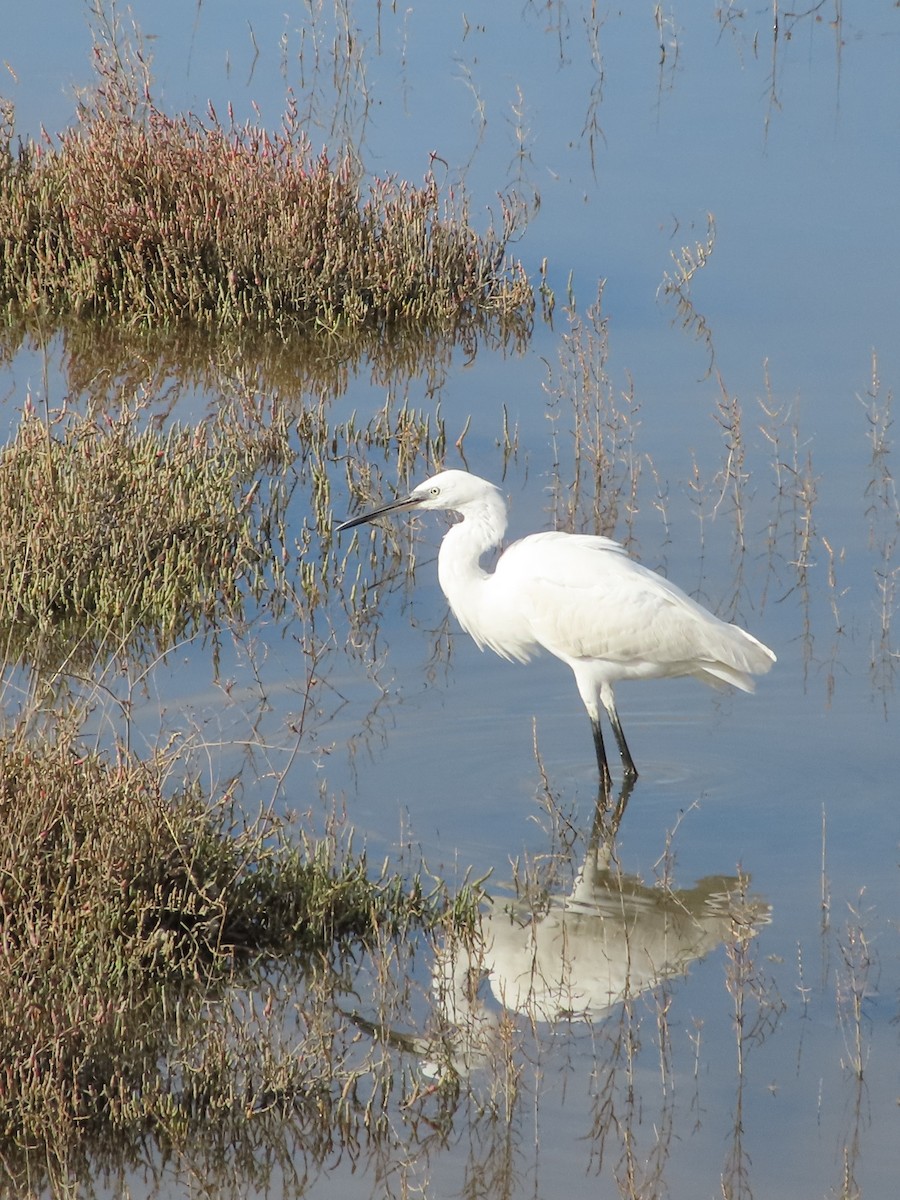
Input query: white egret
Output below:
<box><xmin>337</xmin><ymin>469</ymin><xmax>775</xmax><ymax>791</ymax></box>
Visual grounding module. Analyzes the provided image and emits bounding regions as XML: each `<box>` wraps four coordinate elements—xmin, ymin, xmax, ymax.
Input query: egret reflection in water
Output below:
<box><xmin>348</xmin><ymin>792</ymin><xmax>769</xmax><ymax>1081</ymax></box>
<box><xmin>432</xmin><ymin>847</ymin><xmax>768</xmax><ymax>1075</ymax></box>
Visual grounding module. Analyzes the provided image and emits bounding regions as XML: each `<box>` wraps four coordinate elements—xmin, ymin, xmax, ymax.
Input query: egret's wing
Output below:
<box><xmin>496</xmin><ymin>533</ymin><xmax>774</xmax><ymax>683</ymax></box>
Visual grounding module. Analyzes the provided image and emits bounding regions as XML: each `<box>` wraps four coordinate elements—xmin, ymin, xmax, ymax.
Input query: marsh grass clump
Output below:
<box><xmin>0</xmin><ymin>736</ymin><xmax>450</xmax><ymax>1169</ymax></box>
<box><xmin>0</xmin><ymin>407</ymin><xmax>290</xmax><ymax>669</ymax></box>
<box><xmin>0</xmin><ymin>64</ymin><xmax>533</xmax><ymax>335</ymax></box>
<box><xmin>0</xmin><ymin>739</ymin><xmax>406</xmax><ymax>973</ymax></box>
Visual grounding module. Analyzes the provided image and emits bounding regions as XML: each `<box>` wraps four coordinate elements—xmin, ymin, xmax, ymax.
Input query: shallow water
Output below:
<box><xmin>3</xmin><ymin>5</ymin><xmax>899</xmax><ymax>1198</ymax></box>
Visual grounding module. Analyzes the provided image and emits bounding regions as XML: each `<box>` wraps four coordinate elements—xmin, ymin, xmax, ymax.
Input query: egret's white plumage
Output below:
<box><xmin>337</xmin><ymin>469</ymin><xmax>775</xmax><ymax>789</ymax></box>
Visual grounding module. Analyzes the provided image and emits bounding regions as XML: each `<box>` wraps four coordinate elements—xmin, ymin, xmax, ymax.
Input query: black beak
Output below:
<box><xmin>335</xmin><ymin>491</ymin><xmax>423</xmax><ymax>533</ymax></box>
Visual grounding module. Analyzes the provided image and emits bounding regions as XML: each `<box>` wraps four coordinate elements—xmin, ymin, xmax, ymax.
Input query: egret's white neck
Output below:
<box><xmin>437</xmin><ymin>490</ymin><xmax>507</xmax><ymax>605</ymax></box>
<box><xmin>435</xmin><ymin>486</ymin><xmax>538</xmax><ymax>663</ymax></box>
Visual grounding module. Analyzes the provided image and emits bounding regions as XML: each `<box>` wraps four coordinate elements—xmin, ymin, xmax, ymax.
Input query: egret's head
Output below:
<box><xmin>336</xmin><ymin>470</ymin><xmax>504</xmax><ymax>532</ymax></box>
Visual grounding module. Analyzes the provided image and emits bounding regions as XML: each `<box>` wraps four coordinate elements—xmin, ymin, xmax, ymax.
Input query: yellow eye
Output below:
<box><xmin>430</xmin><ymin>487</ymin><xmax>440</xmax><ymax>496</ymax></box>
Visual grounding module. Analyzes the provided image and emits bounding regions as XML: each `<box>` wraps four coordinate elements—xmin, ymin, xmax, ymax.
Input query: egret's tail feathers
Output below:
<box><xmin>699</xmin><ymin>628</ymin><xmax>776</xmax><ymax>693</ymax></box>
<box><xmin>699</xmin><ymin>662</ymin><xmax>760</xmax><ymax>693</ymax></box>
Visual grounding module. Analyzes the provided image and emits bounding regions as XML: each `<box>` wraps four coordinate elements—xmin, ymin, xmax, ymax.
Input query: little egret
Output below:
<box><xmin>337</xmin><ymin>469</ymin><xmax>775</xmax><ymax>792</ymax></box>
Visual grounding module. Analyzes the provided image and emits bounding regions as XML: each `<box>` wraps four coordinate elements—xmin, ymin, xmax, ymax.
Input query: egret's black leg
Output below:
<box><xmin>607</xmin><ymin>702</ymin><xmax>638</xmax><ymax>782</ymax></box>
<box><xmin>590</xmin><ymin>717</ymin><xmax>614</xmax><ymax>802</ymax></box>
